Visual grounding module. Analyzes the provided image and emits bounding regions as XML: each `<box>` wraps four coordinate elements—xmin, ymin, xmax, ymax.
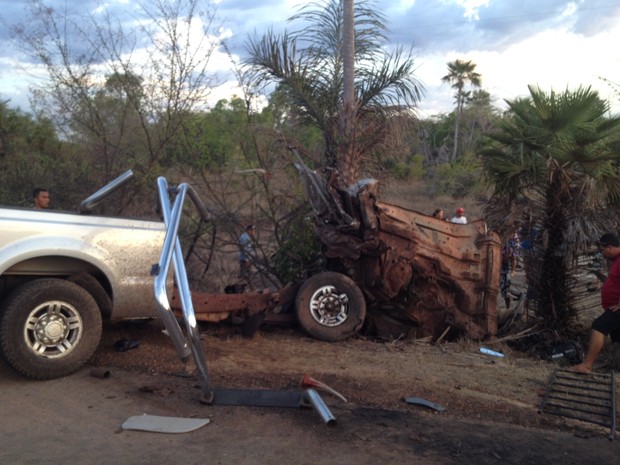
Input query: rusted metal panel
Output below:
<box><xmin>374</xmin><ymin>201</ymin><xmax>501</xmax><ymax>338</ymax></box>
<box><xmin>298</xmin><ymin>163</ymin><xmax>501</xmax><ymax>340</ymax></box>
<box><xmin>170</xmin><ymin>283</ymin><xmax>298</xmax><ymax>323</ymax></box>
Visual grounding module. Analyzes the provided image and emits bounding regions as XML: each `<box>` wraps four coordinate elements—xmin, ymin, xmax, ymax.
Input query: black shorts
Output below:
<box><xmin>592</xmin><ymin>309</ymin><xmax>620</xmax><ymax>342</ymax></box>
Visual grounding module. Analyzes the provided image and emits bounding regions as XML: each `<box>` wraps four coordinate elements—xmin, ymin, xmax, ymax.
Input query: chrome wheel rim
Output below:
<box><xmin>309</xmin><ymin>285</ymin><xmax>349</xmax><ymax>327</ymax></box>
<box><xmin>24</xmin><ymin>301</ymin><xmax>83</xmax><ymax>358</ymax></box>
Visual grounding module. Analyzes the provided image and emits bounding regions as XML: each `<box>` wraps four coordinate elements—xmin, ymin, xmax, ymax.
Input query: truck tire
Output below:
<box><xmin>69</xmin><ymin>273</ymin><xmax>112</xmax><ymax>319</ymax></box>
<box><xmin>0</xmin><ymin>278</ymin><xmax>102</xmax><ymax>380</ymax></box>
<box><xmin>295</xmin><ymin>272</ymin><xmax>366</xmax><ymax>342</ymax></box>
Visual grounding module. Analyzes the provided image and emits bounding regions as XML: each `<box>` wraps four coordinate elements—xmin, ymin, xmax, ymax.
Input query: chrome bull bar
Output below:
<box><xmin>152</xmin><ymin>177</ymin><xmax>336</xmax><ymax>425</ymax></box>
<box><xmin>153</xmin><ymin>177</ymin><xmax>213</xmax><ymax>403</ymax></box>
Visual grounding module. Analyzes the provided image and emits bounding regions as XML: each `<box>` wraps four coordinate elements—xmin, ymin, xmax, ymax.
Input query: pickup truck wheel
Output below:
<box><xmin>0</xmin><ymin>279</ymin><xmax>102</xmax><ymax>380</ymax></box>
<box><xmin>295</xmin><ymin>272</ymin><xmax>366</xmax><ymax>342</ymax></box>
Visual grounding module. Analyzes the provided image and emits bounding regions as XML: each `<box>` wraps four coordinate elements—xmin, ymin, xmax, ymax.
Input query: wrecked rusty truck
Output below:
<box><xmin>292</xmin><ymin>163</ymin><xmax>502</xmax><ymax>342</ymax></box>
<box><xmin>170</xmin><ymin>162</ymin><xmax>502</xmax><ymax>343</ymax></box>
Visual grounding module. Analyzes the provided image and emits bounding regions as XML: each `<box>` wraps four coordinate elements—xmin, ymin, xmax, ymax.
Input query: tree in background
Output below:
<box><xmin>245</xmin><ymin>0</ymin><xmax>424</xmax><ymax>186</ymax></box>
<box><xmin>411</xmin><ymin>90</ymin><xmax>498</xmax><ymax>199</ymax></box>
<box><xmin>11</xmin><ymin>0</ymin><xmax>223</xmax><ymax>213</ymax></box>
<box><xmin>481</xmin><ymin>85</ymin><xmax>620</xmax><ymax>334</ymax></box>
<box><xmin>0</xmin><ymin>99</ymin><xmax>90</xmax><ymax>208</ymax></box>
<box><xmin>442</xmin><ymin>59</ymin><xmax>481</xmax><ymax>163</ymax></box>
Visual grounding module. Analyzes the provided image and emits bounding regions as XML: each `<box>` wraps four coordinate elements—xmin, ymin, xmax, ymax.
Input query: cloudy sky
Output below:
<box><xmin>1</xmin><ymin>0</ymin><xmax>619</xmax><ymax>117</ymax></box>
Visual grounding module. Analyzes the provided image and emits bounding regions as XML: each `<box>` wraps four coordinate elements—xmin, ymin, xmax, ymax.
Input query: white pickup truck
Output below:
<box><xmin>0</xmin><ymin>172</ymin><xmax>165</xmax><ymax>380</ymax></box>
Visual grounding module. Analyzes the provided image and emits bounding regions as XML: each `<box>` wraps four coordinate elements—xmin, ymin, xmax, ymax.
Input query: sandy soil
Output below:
<box><xmin>88</xmin><ymin>314</ymin><xmax>620</xmax><ymax>462</ymax></box>
<box><xmin>2</xmin><ymin>315</ymin><xmax>619</xmax><ymax>464</ymax></box>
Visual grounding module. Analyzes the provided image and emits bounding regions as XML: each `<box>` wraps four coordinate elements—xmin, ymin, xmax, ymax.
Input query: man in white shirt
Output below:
<box><xmin>450</xmin><ymin>207</ymin><xmax>467</xmax><ymax>224</ymax></box>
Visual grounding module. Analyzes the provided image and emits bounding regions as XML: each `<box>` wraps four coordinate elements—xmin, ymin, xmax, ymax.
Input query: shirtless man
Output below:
<box><xmin>573</xmin><ymin>232</ymin><xmax>620</xmax><ymax>373</ymax></box>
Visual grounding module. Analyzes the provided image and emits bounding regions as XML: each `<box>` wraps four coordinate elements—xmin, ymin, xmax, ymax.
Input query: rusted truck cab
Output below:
<box><xmin>295</xmin><ymin>164</ymin><xmax>502</xmax><ymax>342</ymax></box>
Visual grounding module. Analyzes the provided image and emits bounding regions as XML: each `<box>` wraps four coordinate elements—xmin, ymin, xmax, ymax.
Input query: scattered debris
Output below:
<box><xmin>300</xmin><ymin>374</ymin><xmax>347</xmax><ymax>402</ymax></box>
<box><xmin>480</xmin><ymin>347</ymin><xmax>505</xmax><ymax>358</ymax></box>
<box><xmin>139</xmin><ymin>385</ymin><xmax>174</xmax><ymax>397</ymax></box>
<box><xmin>206</xmin><ymin>388</ymin><xmax>337</xmax><ymax>427</ymax></box>
<box><xmin>114</xmin><ymin>339</ymin><xmax>141</xmax><ymax>352</ymax></box>
<box><xmin>404</xmin><ymin>396</ymin><xmax>446</xmax><ymax>412</ymax></box>
<box><xmin>122</xmin><ymin>414</ymin><xmax>210</xmax><ymax>433</ymax></box>
<box><xmin>539</xmin><ymin>368</ymin><xmax>616</xmax><ymax>440</ymax></box>
<box><xmin>539</xmin><ymin>341</ymin><xmax>584</xmax><ymax>365</ymax></box>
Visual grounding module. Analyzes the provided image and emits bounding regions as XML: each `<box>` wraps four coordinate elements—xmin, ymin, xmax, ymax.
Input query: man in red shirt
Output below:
<box><xmin>574</xmin><ymin>233</ymin><xmax>620</xmax><ymax>373</ymax></box>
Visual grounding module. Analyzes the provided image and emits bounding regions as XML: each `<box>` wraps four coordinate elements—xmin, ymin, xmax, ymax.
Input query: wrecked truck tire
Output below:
<box><xmin>0</xmin><ymin>278</ymin><xmax>102</xmax><ymax>380</ymax></box>
<box><xmin>295</xmin><ymin>272</ymin><xmax>366</xmax><ymax>342</ymax></box>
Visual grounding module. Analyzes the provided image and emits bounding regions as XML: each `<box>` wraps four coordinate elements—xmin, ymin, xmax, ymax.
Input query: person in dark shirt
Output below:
<box><xmin>500</xmin><ymin>230</ymin><xmax>520</xmax><ymax>308</ymax></box>
<box><xmin>573</xmin><ymin>232</ymin><xmax>620</xmax><ymax>373</ymax></box>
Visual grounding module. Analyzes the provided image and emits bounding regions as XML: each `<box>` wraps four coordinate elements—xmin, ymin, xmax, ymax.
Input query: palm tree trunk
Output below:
<box><xmin>534</xmin><ymin>174</ymin><xmax>575</xmax><ymax>330</ymax></box>
<box><xmin>342</xmin><ymin>0</ymin><xmax>355</xmax><ymax>110</ymax></box>
<box><xmin>451</xmin><ymin>95</ymin><xmax>462</xmax><ymax>163</ymax></box>
<box><xmin>338</xmin><ymin>0</ymin><xmax>358</xmax><ymax>187</ymax></box>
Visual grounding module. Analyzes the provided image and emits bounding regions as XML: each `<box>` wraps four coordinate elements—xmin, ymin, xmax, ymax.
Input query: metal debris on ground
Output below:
<box><xmin>122</xmin><ymin>414</ymin><xmax>210</xmax><ymax>433</ymax></box>
<box><xmin>301</xmin><ymin>374</ymin><xmax>348</xmax><ymax>402</ymax></box>
<box><xmin>479</xmin><ymin>347</ymin><xmax>505</xmax><ymax>358</ymax></box>
<box><xmin>114</xmin><ymin>338</ymin><xmax>141</xmax><ymax>352</ymax></box>
<box><xmin>539</xmin><ymin>368</ymin><xmax>616</xmax><ymax>440</ymax></box>
<box><xmin>404</xmin><ymin>396</ymin><xmax>446</xmax><ymax>412</ymax></box>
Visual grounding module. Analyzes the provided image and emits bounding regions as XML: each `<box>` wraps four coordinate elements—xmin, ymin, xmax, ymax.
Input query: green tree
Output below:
<box><xmin>11</xmin><ymin>0</ymin><xmax>223</xmax><ymax>213</ymax></box>
<box><xmin>0</xmin><ymin>99</ymin><xmax>90</xmax><ymax>208</ymax></box>
<box><xmin>442</xmin><ymin>59</ymin><xmax>481</xmax><ymax>163</ymax></box>
<box><xmin>245</xmin><ymin>0</ymin><xmax>424</xmax><ymax>186</ymax></box>
<box><xmin>481</xmin><ymin>85</ymin><xmax>620</xmax><ymax>333</ymax></box>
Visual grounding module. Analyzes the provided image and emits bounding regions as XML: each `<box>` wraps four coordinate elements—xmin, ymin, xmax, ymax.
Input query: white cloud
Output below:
<box><xmin>1</xmin><ymin>0</ymin><xmax>619</xmax><ymax>116</ymax></box>
<box><xmin>457</xmin><ymin>0</ymin><xmax>491</xmax><ymax>20</ymax></box>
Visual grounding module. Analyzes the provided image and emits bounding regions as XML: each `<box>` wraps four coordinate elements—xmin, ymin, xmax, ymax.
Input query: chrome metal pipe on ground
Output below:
<box><xmin>302</xmin><ymin>389</ymin><xmax>337</xmax><ymax>427</ymax></box>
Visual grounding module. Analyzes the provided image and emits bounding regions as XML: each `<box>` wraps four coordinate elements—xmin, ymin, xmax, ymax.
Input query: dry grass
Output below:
<box><xmin>381</xmin><ymin>178</ymin><xmax>484</xmax><ymax>220</ymax></box>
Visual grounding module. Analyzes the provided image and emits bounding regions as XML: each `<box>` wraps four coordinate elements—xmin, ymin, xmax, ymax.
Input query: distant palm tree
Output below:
<box><xmin>481</xmin><ymin>85</ymin><xmax>620</xmax><ymax>333</ymax></box>
<box><xmin>245</xmin><ymin>0</ymin><xmax>424</xmax><ymax>186</ymax></box>
<box><xmin>442</xmin><ymin>59</ymin><xmax>481</xmax><ymax>163</ymax></box>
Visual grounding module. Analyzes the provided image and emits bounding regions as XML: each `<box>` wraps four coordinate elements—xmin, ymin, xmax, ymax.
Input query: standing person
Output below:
<box><xmin>507</xmin><ymin>226</ymin><xmax>521</xmax><ymax>273</ymax></box>
<box><xmin>238</xmin><ymin>224</ymin><xmax>256</xmax><ymax>288</ymax></box>
<box><xmin>500</xmin><ymin>229</ymin><xmax>521</xmax><ymax>308</ymax></box>
<box><xmin>450</xmin><ymin>207</ymin><xmax>467</xmax><ymax>224</ymax></box>
<box><xmin>573</xmin><ymin>233</ymin><xmax>620</xmax><ymax>374</ymax></box>
<box><xmin>32</xmin><ymin>188</ymin><xmax>50</xmax><ymax>209</ymax></box>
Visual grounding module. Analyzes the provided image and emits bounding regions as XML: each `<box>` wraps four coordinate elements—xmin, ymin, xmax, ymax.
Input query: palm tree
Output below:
<box><xmin>481</xmin><ymin>85</ymin><xmax>620</xmax><ymax>333</ymax></box>
<box><xmin>245</xmin><ymin>0</ymin><xmax>424</xmax><ymax>186</ymax></box>
<box><xmin>442</xmin><ymin>59</ymin><xmax>481</xmax><ymax>163</ymax></box>
<box><xmin>341</xmin><ymin>0</ymin><xmax>356</xmax><ymax>184</ymax></box>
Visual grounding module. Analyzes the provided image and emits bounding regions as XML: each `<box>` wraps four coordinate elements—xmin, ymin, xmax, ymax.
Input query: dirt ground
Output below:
<box><xmin>2</xmin><ymin>310</ymin><xmax>619</xmax><ymax>465</ymax></box>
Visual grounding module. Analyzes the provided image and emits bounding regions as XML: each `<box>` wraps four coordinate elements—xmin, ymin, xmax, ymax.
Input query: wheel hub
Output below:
<box><xmin>25</xmin><ymin>301</ymin><xmax>83</xmax><ymax>358</ymax></box>
<box><xmin>310</xmin><ymin>286</ymin><xmax>349</xmax><ymax>327</ymax></box>
<box><xmin>35</xmin><ymin>314</ymin><xmax>69</xmax><ymax>344</ymax></box>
